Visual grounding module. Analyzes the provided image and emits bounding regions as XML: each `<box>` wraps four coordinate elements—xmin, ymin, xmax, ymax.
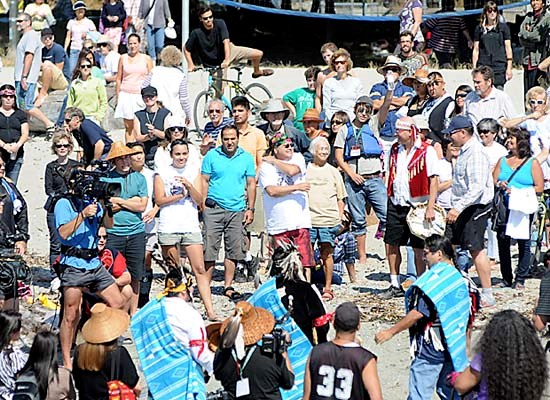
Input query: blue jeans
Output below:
<box><xmin>146</xmin><ymin>25</ymin><xmax>165</xmax><ymax>61</ymax></box>
<box><xmin>68</xmin><ymin>48</ymin><xmax>81</xmax><ymax>77</ymax></box>
<box><xmin>5</xmin><ymin>157</ymin><xmax>23</xmax><ymax>184</ymax></box>
<box><xmin>408</xmin><ymin>355</ymin><xmax>457</xmax><ymax>400</ymax></box>
<box><xmin>345</xmin><ymin>176</ymin><xmax>387</xmax><ymax>236</ymax></box>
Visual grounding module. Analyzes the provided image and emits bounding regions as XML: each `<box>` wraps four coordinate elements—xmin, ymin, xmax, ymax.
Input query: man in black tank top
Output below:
<box><xmin>304</xmin><ymin>302</ymin><xmax>383</xmax><ymax>400</ymax></box>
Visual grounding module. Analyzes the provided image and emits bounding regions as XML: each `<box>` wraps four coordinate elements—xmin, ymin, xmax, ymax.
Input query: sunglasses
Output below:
<box><xmin>80</xmin><ymin>64</ymin><xmax>91</xmax><ymax>69</ymax></box>
<box><xmin>386</xmin><ymin>68</ymin><xmax>401</xmax><ymax>73</ymax></box>
<box><xmin>208</xmin><ymin>109</ymin><xmax>222</xmax><ymax>114</ymax></box>
<box><xmin>331</xmin><ymin>120</ymin><xmax>344</xmax><ymax>125</ymax></box>
<box><xmin>1</xmin><ymin>95</ymin><xmax>15</xmax><ymax>99</ymax></box>
<box><xmin>478</xmin><ymin>130</ymin><xmax>494</xmax><ymax>136</ymax></box>
<box><xmin>487</xmin><ymin>8</ymin><xmax>498</xmax><ymax>13</ymax></box>
<box><xmin>142</xmin><ymin>95</ymin><xmax>156</xmax><ymax>99</ymax></box>
<box><xmin>530</xmin><ymin>99</ymin><xmax>545</xmax><ymax>105</ymax></box>
<box><xmin>333</xmin><ymin>60</ymin><xmax>347</xmax><ymax>65</ymax></box>
<box><xmin>202</xmin><ymin>15</ymin><xmax>214</xmax><ymax>20</ymax></box>
<box><xmin>84</xmin><ymin>46</ymin><xmax>93</xmax><ymax>50</ymax></box>
<box><xmin>64</xmin><ymin>118</ymin><xmax>73</xmax><ymax>123</ymax></box>
<box><xmin>16</xmin><ymin>19</ymin><xmax>26</xmax><ymax>23</ymax></box>
<box><xmin>169</xmin><ymin>127</ymin><xmax>185</xmax><ymax>133</ymax></box>
<box><xmin>456</xmin><ymin>93</ymin><xmax>469</xmax><ymax>98</ymax></box>
<box><xmin>278</xmin><ymin>142</ymin><xmax>293</xmax><ymax>149</ymax></box>
<box><xmin>99</xmin><ymin>43</ymin><xmax>109</xmax><ymax>47</ymax></box>
<box><xmin>356</xmin><ymin>107</ymin><xmax>370</xmax><ymax>114</ymax></box>
<box><xmin>55</xmin><ymin>144</ymin><xmax>71</xmax><ymax>149</ymax></box>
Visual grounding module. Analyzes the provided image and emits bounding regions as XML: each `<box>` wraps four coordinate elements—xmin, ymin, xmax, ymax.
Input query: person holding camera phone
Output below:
<box><xmin>102</xmin><ymin>141</ymin><xmax>148</xmax><ymax>316</ymax></box>
<box><xmin>213</xmin><ymin>301</ymin><xmax>294</xmax><ymax>400</ymax></box>
<box><xmin>54</xmin><ymin>165</ymin><xmax>125</xmax><ymax>368</ymax></box>
<box><xmin>201</xmin><ymin>124</ymin><xmax>256</xmax><ymax>301</ymax></box>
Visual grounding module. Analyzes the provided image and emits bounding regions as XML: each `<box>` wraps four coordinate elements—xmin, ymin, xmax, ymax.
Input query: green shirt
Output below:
<box><xmin>104</xmin><ymin>171</ymin><xmax>148</xmax><ymax>236</ymax></box>
<box><xmin>283</xmin><ymin>87</ymin><xmax>315</xmax><ymax>132</ymax></box>
<box><xmin>67</xmin><ymin>76</ymin><xmax>108</xmax><ymax>122</ymax></box>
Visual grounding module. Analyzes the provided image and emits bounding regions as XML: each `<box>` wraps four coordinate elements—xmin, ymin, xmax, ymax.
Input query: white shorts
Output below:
<box><xmin>114</xmin><ymin>91</ymin><xmax>144</xmax><ymax>120</ymax></box>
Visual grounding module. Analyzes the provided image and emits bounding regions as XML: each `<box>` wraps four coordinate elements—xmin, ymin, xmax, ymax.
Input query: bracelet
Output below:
<box><xmin>247</xmin><ymin>207</ymin><xmax>255</xmax><ymax>212</ymax></box>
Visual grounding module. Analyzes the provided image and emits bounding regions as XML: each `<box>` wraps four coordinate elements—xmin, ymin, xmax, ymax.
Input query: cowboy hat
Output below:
<box><xmin>299</xmin><ymin>108</ymin><xmax>324</xmax><ymax>123</ymax></box>
<box><xmin>81</xmin><ymin>303</ymin><xmax>129</xmax><ymax>344</ymax></box>
<box><xmin>260</xmin><ymin>99</ymin><xmax>290</xmax><ymax>121</ymax></box>
<box><xmin>402</xmin><ymin>68</ymin><xmax>431</xmax><ymax>87</ymax></box>
<box><xmin>220</xmin><ymin>301</ymin><xmax>275</xmax><ymax>346</ymax></box>
<box><xmin>105</xmin><ymin>141</ymin><xmax>141</xmax><ymax>161</ymax></box>
<box><xmin>376</xmin><ymin>55</ymin><xmax>407</xmax><ymax>76</ymax></box>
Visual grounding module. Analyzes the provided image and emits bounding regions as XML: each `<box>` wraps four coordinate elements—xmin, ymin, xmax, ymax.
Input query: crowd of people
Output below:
<box><xmin>1</xmin><ymin>0</ymin><xmax>550</xmax><ymax>399</ymax></box>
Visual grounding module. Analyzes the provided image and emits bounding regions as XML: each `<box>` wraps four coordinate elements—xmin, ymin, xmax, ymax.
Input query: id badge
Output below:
<box><xmin>350</xmin><ymin>146</ymin><xmax>361</xmax><ymax>157</ymax></box>
<box><xmin>236</xmin><ymin>378</ymin><xmax>250</xmax><ymax>397</ymax></box>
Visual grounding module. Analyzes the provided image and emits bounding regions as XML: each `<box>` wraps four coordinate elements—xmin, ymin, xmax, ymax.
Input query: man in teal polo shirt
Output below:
<box><xmin>201</xmin><ymin>124</ymin><xmax>256</xmax><ymax>300</ymax></box>
<box><xmin>103</xmin><ymin>142</ymin><xmax>148</xmax><ymax>315</ymax></box>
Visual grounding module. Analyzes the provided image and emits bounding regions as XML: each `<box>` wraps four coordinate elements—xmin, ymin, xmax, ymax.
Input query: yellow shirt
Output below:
<box><xmin>217</xmin><ymin>124</ymin><xmax>267</xmax><ymax>169</ymax></box>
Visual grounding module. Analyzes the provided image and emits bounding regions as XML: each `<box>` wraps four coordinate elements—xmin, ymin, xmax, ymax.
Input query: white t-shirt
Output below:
<box><xmin>390</xmin><ymin>141</ymin><xmax>439</xmax><ymax>206</ymax></box>
<box><xmin>154</xmin><ymin>143</ymin><xmax>201</xmax><ymax>172</ymax></box>
<box><xmin>163</xmin><ymin>297</ymin><xmax>214</xmax><ymax>375</ymax></box>
<box><xmin>259</xmin><ymin>152</ymin><xmax>312</xmax><ymax>235</ymax></box>
<box><xmin>139</xmin><ymin>166</ymin><xmax>157</xmax><ymax>234</ymax></box>
<box><xmin>156</xmin><ymin>164</ymin><xmax>201</xmax><ymax>233</ymax></box>
<box><xmin>436</xmin><ymin>158</ymin><xmax>452</xmax><ymax>209</ymax></box>
<box><xmin>520</xmin><ymin>117</ymin><xmax>550</xmax><ymax>186</ymax></box>
<box><xmin>482</xmin><ymin>141</ymin><xmax>508</xmax><ymax>171</ymax></box>
<box><xmin>67</xmin><ymin>18</ymin><xmax>96</xmax><ymax>51</ymax></box>
<box><xmin>101</xmin><ymin>51</ymin><xmax>121</xmax><ymax>79</ymax></box>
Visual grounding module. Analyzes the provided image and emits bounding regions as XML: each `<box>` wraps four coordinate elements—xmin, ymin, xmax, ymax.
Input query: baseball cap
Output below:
<box><xmin>41</xmin><ymin>27</ymin><xmax>54</xmax><ymax>38</ymax></box>
<box><xmin>73</xmin><ymin>1</ymin><xmax>86</xmax><ymax>11</ymax></box>
<box><xmin>355</xmin><ymin>95</ymin><xmax>373</xmax><ymax>107</ymax></box>
<box><xmin>443</xmin><ymin>115</ymin><xmax>473</xmax><ymax>134</ymax></box>
<box><xmin>141</xmin><ymin>86</ymin><xmax>157</xmax><ymax>97</ymax></box>
<box><xmin>333</xmin><ymin>302</ymin><xmax>361</xmax><ymax>332</ymax></box>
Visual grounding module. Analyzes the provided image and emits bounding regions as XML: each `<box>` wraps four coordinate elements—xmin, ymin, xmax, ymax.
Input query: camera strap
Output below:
<box><xmin>232</xmin><ymin>346</ymin><xmax>256</xmax><ymax>379</ymax></box>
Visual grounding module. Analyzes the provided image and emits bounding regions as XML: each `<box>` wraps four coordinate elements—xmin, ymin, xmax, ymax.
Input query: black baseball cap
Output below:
<box><xmin>334</xmin><ymin>302</ymin><xmax>361</xmax><ymax>332</ymax></box>
<box><xmin>41</xmin><ymin>28</ymin><xmax>54</xmax><ymax>38</ymax></box>
<box><xmin>141</xmin><ymin>86</ymin><xmax>157</xmax><ymax>97</ymax></box>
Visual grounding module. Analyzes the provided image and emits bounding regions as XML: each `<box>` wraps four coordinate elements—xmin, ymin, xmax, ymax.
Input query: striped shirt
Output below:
<box><xmin>0</xmin><ymin>346</ymin><xmax>28</xmax><ymax>400</ymax></box>
<box><xmin>424</xmin><ymin>16</ymin><xmax>467</xmax><ymax>53</ymax></box>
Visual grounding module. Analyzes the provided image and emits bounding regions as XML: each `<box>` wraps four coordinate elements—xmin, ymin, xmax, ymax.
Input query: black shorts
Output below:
<box><xmin>383</xmin><ymin>200</ymin><xmax>425</xmax><ymax>249</ymax></box>
<box><xmin>445</xmin><ymin>203</ymin><xmax>491</xmax><ymax>252</ymax></box>
<box><xmin>60</xmin><ymin>265</ymin><xmax>115</xmax><ymax>293</ymax></box>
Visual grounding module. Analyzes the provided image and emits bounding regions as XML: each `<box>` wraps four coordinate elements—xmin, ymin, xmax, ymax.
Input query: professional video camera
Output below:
<box><xmin>70</xmin><ymin>169</ymin><xmax>121</xmax><ymax>201</ymax></box>
<box><xmin>261</xmin><ymin>326</ymin><xmax>292</xmax><ymax>356</ymax></box>
<box><xmin>0</xmin><ymin>248</ymin><xmax>30</xmax><ymax>299</ymax></box>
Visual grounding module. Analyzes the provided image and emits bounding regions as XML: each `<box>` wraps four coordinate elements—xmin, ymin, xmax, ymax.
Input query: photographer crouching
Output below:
<box><xmin>213</xmin><ymin>301</ymin><xmax>294</xmax><ymax>400</ymax></box>
<box><xmin>55</xmin><ymin>164</ymin><xmax>125</xmax><ymax>369</ymax></box>
<box><xmin>0</xmin><ymin>158</ymin><xmax>29</xmax><ymax>310</ymax></box>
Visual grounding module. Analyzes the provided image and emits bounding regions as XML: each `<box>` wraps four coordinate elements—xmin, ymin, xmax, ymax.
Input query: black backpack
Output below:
<box><xmin>13</xmin><ymin>371</ymin><xmax>40</xmax><ymax>400</ymax></box>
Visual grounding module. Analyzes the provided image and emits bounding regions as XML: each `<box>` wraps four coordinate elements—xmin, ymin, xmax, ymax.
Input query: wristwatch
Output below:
<box><xmin>247</xmin><ymin>207</ymin><xmax>255</xmax><ymax>212</ymax></box>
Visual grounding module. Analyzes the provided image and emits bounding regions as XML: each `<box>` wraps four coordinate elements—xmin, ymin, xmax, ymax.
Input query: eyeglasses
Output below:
<box><xmin>333</xmin><ymin>60</ymin><xmax>347</xmax><ymax>65</ymax></box>
<box><xmin>80</xmin><ymin>64</ymin><xmax>91</xmax><ymax>69</ymax></box>
<box><xmin>529</xmin><ymin>99</ymin><xmax>545</xmax><ymax>105</ymax></box>
<box><xmin>169</xmin><ymin>127</ymin><xmax>186</xmax><ymax>133</ymax></box>
<box><xmin>478</xmin><ymin>130</ymin><xmax>493</xmax><ymax>136</ymax></box>
<box><xmin>281</xmin><ymin>143</ymin><xmax>292</xmax><ymax>149</ymax></box>
<box><xmin>55</xmin><ymin>144</ymin><xmax>71</xmax><ymax>149</ymax></box>
<box><xmin>208</xmin><ymin>109</ymin><xmax>222</xmax><ymax>114</ymax></box>
<box><xmin>455</xmin><ymin>93</ymin><xmax>469</xmax><ymax>98</ymax></box>
<box><xmin>331</xmin><ymin>120</ymin><xmax>344</xmax><ymax>125</ymax></box>
<box><xmin>16</xmin><ymin>19</ymin><xmax>26</xmax><ymax>23</ymax></box>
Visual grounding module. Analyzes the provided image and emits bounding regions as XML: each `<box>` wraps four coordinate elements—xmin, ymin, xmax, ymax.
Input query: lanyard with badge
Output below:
<box><xmin>350</xmin><ymin>126</ymin><xmax>362</xmax><ymax>158</ymax></box>
<box><xmin>232</xmin><ymin>346</ymin><xmax>256</xmax><ymax>397</ymax></box>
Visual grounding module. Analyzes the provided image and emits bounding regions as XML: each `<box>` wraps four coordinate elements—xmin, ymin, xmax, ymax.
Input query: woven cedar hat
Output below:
<box><xmin>402</xmin><ymin>68</ymin><xmax>431</xmax><ymax>87</ymax></box>
<box><xmin>105</xmin><ymin>141</ymin><xmax>141</xmax><ymax>161</ymax></box>
<box><xmin>81</xmin><ymin>303</ymin><xmax>129</xmax><ymax>344</ymax></box>
<box><xmin>220</xmin><ymin>301</ymin><xmax>275</xmax><ymax>346</ymax></box>
<box><xmin>299</xmin><ymin>108</ymin><xmax>324</xmax><ymax>123</ymax></box>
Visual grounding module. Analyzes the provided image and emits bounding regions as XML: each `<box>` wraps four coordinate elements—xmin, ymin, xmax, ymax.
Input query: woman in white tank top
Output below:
<box><xmin>154</xmin><ymin>139</ymin><xmax>217</xmax><ymax>320</ymax></box>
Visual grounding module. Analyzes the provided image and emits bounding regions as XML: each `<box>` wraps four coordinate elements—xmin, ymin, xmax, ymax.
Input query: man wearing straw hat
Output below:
<box><xmin>131</xmin><ymin>268</ymin><xmax>214</xmax><ymax>400</ymax></box>
<box><xmin>103</xmin><ymin>141</ymin><xmax>148</xmax><ymax>316</ymax></box>
<box><xmin>214</xmin><ymin>301</ymin><xmax>294</xmax><ymax>399</ymax></box>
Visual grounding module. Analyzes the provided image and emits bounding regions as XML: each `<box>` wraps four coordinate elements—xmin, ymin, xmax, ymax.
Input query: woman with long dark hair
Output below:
<box><xmin>454</xmin><ymin>309</ymin><xmax>547</xmax><ymax>400</ymax></box>
<box><xmin>401</xmin><ymin>69</ymin><xmax>430</xmax><ymax>116</ymax></box>
<box><xmin>493</xmin><ymin>128</ymin><xmax>544</xmax><ymax>289</ymax></box>
<box><xmin>472</xmin><ymin>1</ymin><xmax>513</xmax><ymax>89</ymax></box>
<box><xmin>0</xmin><ymin>84</ymin><xmax>29</xmax><ymax>184</ymax></box>
<box><xmin>0</xmin><ymin>311</ymin><xmax>26</xmax><ymax>400</ymax></box>
<box><xmin>451</xmin><ymin>84</ymin><xmax>473</xmax><ymax>117</ymax></box>
<box><xmin>16</xmin><ymin>331</ymin><xmax>75</xmax><ymax>400</ymax></box>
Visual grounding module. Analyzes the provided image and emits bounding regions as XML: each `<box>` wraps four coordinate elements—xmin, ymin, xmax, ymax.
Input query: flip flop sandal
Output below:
<box><xmin>252</xmin><ymin>69</ymin><xmax>274</xmax><ymax>78</ymax></box>
<box><xmin>322</xmin><ymin>289</ymin><xmax>334</xmax><ymax>301</ymax></box>
<box><xmin>223</xmin><ymin>286</ymin><xmax>243</xmax><ymax>301</ymax></box>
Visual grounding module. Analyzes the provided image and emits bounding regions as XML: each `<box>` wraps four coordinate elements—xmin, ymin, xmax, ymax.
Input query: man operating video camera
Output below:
<box><xmin>54</xmin><ymin>163</ymin><xmax>125</xmax><ymax>369</ymax></box>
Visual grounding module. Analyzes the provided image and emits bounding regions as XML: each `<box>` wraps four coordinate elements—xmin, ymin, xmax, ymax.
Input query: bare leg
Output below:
<box><xmin>161</xmin><ymin>245</ymin><xmax>180</xmax><ymax>269</ymax></box>
<box><xmin>36</xmin><ymin>63</ymin><xmax>54</xmax><ymax>107</ymax></box>
<box><xmin>128</xmin><ymin>279</ymin><xmax>139</xmax><ymax>315</ymax></box>
<box><xmin>356</xmin><ymin>234</ymin><xmax>367</xmax><ymax>264</ymax></box>
<box><xmin>186</xmin><ymin>244</ymin><xmax>217</xmax><ymax>319</ymax></box>
<box><xmin>97</xmin><ymin>282</ymin><xmax>125</xmax><ymax>309</ymax></box>
<box><xmin>224</xmin><ymin>258</ymin><xmax>236</xmax><ymax>289</ymax></box>
<box><xmin>26</xmin><ymin>108</ymin><xmax>54</xmax><ymax>129</ymax></box>
<box><xmin>345</xmin><ymin>263</ymin><xmax>356</xmax><ymax>283</ymax></box>
<box><xmin>320</xmin><ymin>243</ymin><xmax>334</xmax><ymax>293</ymax></box>
<box><xmin>60</xmin><ymin>287</ymin><xmax>83</xmax><ymax>368</ymax></box>
<box><xmin>123</xmin><ymin>118</ymin><xmax>135</xmax><ymax>143</ymax></box>
<box><xmin>470</xmin><ymin>249</ymin><xmax>491</xmax><ymax>289</ymax></box>
<box><xmin>413</xmin><ymin>247</ymin><xmax>426</xmax><ymax>276</ymax></box>
<box><xmin>249</xmin><ymin>49</ymin><xmax>264</xmax><ymax>75</ymax></box>
<box><xmin>120</xmin><ymin>285</ymin><xmax>133</xmax><ymax>312</ymax></box>
<box><xmin>386</xmin><ymin>244</ymin><xmax>402</xmax><ymax>276</ymax></box>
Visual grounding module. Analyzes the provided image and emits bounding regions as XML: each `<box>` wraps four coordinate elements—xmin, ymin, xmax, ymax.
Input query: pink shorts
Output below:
<box><xmin>104</xmin><ymin>27</ymin><xmax>123</xmax><ymax>46</ymax></box>
<box><xmin>273</xmin><ymin>228</ymin><xmax>315</xmax><ymax>268</ymax></box>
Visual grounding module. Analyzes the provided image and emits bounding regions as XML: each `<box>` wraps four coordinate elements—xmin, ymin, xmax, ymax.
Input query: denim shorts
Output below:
<box><xmin>15</xmin><ymin>81</ymin><xmax>36</xmax><ymax>111</ymax></box>
<box><xmin>310</xmin><ymin>225</ymin><xmax>341</xmax><ymax>247</ymax></box>
<box><xmin>158</xmin><ymin>232</ymin><xmax>203</xmax><ymax>246</ymax></box>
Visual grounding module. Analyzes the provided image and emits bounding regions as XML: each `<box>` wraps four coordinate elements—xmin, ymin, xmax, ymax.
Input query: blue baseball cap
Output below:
<box><xmin>443</xmin><ymin>115</ymin><xmax>473</xmax><ymax>135</ymax></box>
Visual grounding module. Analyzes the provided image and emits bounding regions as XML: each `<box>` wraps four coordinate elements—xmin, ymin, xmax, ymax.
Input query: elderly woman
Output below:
<box><xmin>322</xmin><ymin>48</ymin><xmax>363</xmax><ymax>123</ymax></box>
<box><xmin>306</xmin><ymin>136</ymin><xmax>346</xmax><ymax>300</ymax></box>
<box><xmin>143</xmin><ymin>45</ymin><xmax>192</xmax><ymax>125</ymax></box>
<box><xmin>493</xmin><ymin>129</ymin><xmax>544</xmax><ymax>289</ymax></box>
<box><xmin>0</xmin><ymin>84</ymin><xmax>29</xmax><ymax>184</ymax></box>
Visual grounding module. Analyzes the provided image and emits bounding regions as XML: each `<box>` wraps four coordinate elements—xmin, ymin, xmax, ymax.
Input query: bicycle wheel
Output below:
<box><xmin>243</xmin><ymin>83</ymin><xmax>272</xmax><ymax>125</ymax></box>
<box><xmin>193</xmin><ymin>90</ymin><xmax>214</xmax><ymax>136</ymax></box>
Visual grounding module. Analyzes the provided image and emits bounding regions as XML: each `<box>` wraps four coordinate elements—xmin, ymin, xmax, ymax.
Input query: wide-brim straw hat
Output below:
<box><xmin>105</xmin><ymin>141</ymin><xmax>141</xmax><ymax>161</ymax></box>
<box><xmin>402</xmin><ymin>68</ymin><xmax>431</xmax><ymax>87</ymax></box>
<box><xmin>299</xmin><ymin>108</ymin><xmax>324</xmax><ymax>123</ymax></box>
<box><xmin>376</xmin><ymin>55</ymin><xmax>407</xmax><ymax>76</ymax></box>
<box><xmin>260</xmin><ymin>99</ymin><xmax>290</xmax><ymax>121</ymax></box>
<box><xmin>206</xmin><ymin>322</ymin><xmax>223</xmax><ymax>352</ymax></box>
<box><xmin>81</xmin><ymin>303</ymin><xmax>130</xmax><ymax>344</ymax></box>
<box><xmin>220</xmin><ymin>301</ymin><xmax>275</xmax><ymax>346</ymax></box>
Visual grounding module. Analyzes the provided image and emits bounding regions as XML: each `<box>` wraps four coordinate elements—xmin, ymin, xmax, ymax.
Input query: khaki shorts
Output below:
<box><xmin>229</xmin><ymin>42</ymin><xmax>258</xmax><ymax>65</ymax></box>
<box><xmin>158</xmin><ymin>232</ymin><xmax>203</xmax><ymax>246</ymax></box>
<box><xmin>39</xmin><ymin>61</ymin><xmax>68</xmax><ymax>91</ymax></box>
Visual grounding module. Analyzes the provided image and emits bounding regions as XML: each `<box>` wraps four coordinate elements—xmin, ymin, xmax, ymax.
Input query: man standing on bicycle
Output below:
<box><xmin>184</xmin><ymin>6</ymin><xmax>274</xmax><ymax>79</ymax></box>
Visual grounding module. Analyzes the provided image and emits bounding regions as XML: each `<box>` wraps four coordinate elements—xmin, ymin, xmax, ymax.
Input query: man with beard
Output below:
<box><xmin>398</xmin><ymin>31</ymin><xmax>428</xmax><ymax>77</ymax></box>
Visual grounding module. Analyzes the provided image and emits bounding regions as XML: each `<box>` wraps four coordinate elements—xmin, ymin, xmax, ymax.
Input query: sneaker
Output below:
<box><xmin>379</xmin><ymin>285</ymin><xmax>405</xmax><ymax>299</ymax></box>
<box><xmin>234</xmin><ymin>264</ymin><xmax>247</xmax><ymax>283</ymax></box>
<box><xmin>481</xmin><ymin>294</ymin><xmax>496</xmax><ymax>308</ymax></box>
<box><xmin>49</xmin><ymin>277</ymin><xmax>61</xmax><ymax>292</ymax></box>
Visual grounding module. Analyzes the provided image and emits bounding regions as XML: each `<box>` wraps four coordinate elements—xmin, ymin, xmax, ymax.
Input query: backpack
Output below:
<box><xmin>13</xmin><ymin>371</ymin><xmax>40</xmax><ymax>400</ymax></box>
<box><xmin>105</xmin><ymin>349</ymin><xmax>136</xmax><ymax>400</ymax></box>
